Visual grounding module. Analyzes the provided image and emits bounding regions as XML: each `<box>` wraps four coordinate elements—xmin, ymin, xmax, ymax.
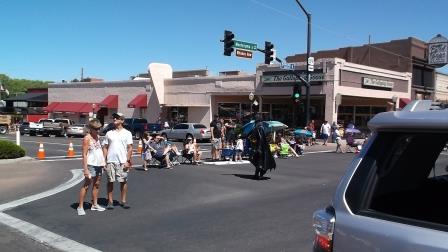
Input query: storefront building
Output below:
<box><xmin>254</xmin><ymin>58</ymin><xmax>411</xmax><ymax>130</ymax></box>
<box><xmin>435</xmin><ymin>72</ymin><xmax>448</xmax><ymax>102</ymax></box>
<box><xmin>45</xmin><ymin>59</ymin><xmax>411</xmax><ymax>132</ymax></box>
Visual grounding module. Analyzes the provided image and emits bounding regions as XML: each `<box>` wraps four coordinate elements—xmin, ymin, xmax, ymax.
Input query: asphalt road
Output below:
<box><xmin>0</xmin><ymin>134</ymin><xmax>353</xmax><ymax>251</ymax></box>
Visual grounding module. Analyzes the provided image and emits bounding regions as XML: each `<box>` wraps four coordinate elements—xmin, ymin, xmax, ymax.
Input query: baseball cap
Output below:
<box><xmin>112</xmin><ymin>112</ymin><xmax>125</xmax><ymax>120</ymax></box>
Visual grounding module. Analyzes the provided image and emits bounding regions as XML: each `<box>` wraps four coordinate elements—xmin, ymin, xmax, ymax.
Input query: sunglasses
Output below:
<box><xmin>91</xmin><ymin>127</ymin><xmax>101</xmax><ymax>131</ymax></box>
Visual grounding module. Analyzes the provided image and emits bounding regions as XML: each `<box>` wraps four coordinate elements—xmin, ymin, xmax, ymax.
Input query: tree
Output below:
<box><xmin>0</xmin><ymin>74</ymin><xmax>49</xmax><ymax>97</ymax></box>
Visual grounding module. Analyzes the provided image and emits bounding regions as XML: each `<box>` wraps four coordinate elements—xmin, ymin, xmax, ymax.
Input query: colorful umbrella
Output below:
<box><xmin>294</xmin><ymin>128</ymin><xmax>313</xmax><ymax>137</ymax></box>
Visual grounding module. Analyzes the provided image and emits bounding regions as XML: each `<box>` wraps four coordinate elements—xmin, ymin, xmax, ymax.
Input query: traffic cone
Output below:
<box><xmin>137</xmin><ymin>139</ymin><xmax>143</xmax><ymax>154</ymax></box>
<box><xmin>67</xmin><ymin>141</ymin><xmax>75</xmax><ymax>158</ymax></box>
<box><xmin>37</xmin><ymin>142</ymin><xmax>45</xmax><ymax>160</ymax></box>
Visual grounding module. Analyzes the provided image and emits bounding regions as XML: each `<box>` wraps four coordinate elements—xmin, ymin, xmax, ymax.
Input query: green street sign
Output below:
<box><xmin>233</xmin><ymin>40</ymin><xmax>257</xmax><ymax>51</ymax></box>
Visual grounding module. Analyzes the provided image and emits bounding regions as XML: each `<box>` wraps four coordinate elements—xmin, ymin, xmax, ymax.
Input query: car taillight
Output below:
<box><xmin>312</xmin><ymin>206</ymin><xmax>335</xmax><ymax>252</ymax></box>
<box><xmin>144</xmin><ymin>124</ymin><xmax>148</xmax><ymax>131</ymax></box>
<box><xmin>200</xmin><ymin>129</ymin><xmax>205</xmax><ymax>135</ymax></box>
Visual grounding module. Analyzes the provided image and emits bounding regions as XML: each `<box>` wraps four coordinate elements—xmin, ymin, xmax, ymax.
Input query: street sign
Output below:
<box><xmin>235</xmin><ymin>49</ymin><xmax>253</xmax><ymax>59</ymax></box>
<box><xmin>233</xmin><ymin>40</ymin><xmax>257</xmax><ymax>51</ymax></box>
<box><xmin>307</xmin><ymin>57</ymin><xmax>315</xmax><ymax>72</ymax></box>
<box><xmin>281</xmin><ymin>63</ymin><xmax>295</xmax><ymax>70</ymax></box>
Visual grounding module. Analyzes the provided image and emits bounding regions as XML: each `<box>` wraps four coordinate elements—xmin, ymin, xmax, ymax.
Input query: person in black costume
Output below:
<box><xmin>249</xmin><ymin>117</ymin><xmax>276</xmax><ymax>179</ymax></box>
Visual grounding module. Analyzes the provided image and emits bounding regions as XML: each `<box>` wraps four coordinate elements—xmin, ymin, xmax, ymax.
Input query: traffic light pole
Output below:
<box><xmin>295</xmin><ymin>0</ymin><xmax>312</xmax><ymax>126</ymax></box>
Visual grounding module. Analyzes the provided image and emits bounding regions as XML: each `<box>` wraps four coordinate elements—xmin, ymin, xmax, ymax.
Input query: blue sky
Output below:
<box><xmin>1</xmin><ymin>0</ymin><xmax>447</xmax><ymax>82</ymax></box>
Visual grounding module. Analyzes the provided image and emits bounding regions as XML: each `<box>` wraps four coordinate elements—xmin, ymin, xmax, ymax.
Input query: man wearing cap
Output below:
<box><xmin>102</xmin><ymin>112</ymin><xmax>133</xmax><ymax>209</ymax></box>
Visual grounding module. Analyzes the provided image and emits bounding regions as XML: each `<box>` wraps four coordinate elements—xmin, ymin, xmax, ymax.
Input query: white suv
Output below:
<box><xmin>313</xmin><ymin>100</ymin><xmax>448</xmax><ymax>252</ymax></box>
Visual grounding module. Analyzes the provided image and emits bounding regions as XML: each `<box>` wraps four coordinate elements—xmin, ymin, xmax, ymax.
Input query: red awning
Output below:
<box><xmin>127</xmin><ymin>94</ymin><xmax>147</xmax><ymax>108</ymax></box>
<box><xmin>43</xmin><ymin>102</ymin><xmax>60</xmax><ymax>112</ymax></box>
<box><xmin>48</xmin><ymin>102</ymin><xmax>100</xmax><ymax>114</ymax></box>
<box><xmin>99</xmin><ymin>95</ymin><xmax>118</xmax><ymax>109</ymax></box>
<box><xmin>399</xmin><ymin>98</ymin><xmax>411</xmax><ymax>109</ymax></box>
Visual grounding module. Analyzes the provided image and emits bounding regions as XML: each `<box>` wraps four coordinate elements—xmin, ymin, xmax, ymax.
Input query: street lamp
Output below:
<box><xmin>295</xmin><ymin>0</ymin><xmax>312</xmax><ymax>126</ymax></box>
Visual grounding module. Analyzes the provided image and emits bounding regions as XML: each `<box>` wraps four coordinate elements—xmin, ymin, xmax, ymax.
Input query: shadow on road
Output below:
<box><xmin>221</xmin><ymin>174</ymin><xmax>271</xmax><ymax>181</ymax></box>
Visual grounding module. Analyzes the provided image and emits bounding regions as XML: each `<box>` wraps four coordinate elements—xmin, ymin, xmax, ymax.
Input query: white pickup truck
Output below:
<box><xmin>42</xmin><ymin>118</ymin><xmax>74</xmax><ymax>137</ymax></box>
<box><xmin>29</xmin><ymin>119</ymin><xmax>47</xmax><ymax>136</ymax></box>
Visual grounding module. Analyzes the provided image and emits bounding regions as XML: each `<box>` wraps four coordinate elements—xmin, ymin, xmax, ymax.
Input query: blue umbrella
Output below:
<box><xmin>294</xmin><ymin>128</ymin><xmax>313</xmax><ymax>137</ymax></box>
<box><xmin>263</xmin><ymin>121</ymin><xmax>288</xmax><ymax>133</ymax></box>
<box><xmin>241</xmin><ymin>120</ymin><xmax>288</xmax><ymax>137</ymax></box>
<box><xmin>242</xmin><ymin>120</ymin><xmax>256</xmax><ymax>137</ymax></box>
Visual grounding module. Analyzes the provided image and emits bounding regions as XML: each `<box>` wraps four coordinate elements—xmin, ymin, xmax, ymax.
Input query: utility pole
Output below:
<box><xmin>295</xmin><ymin>0</ymin><xmax>311</xmax><ymax>126</ymax></box>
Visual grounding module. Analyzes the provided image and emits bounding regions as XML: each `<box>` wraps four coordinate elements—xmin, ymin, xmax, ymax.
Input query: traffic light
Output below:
<box><xmin>292</xmin><ymin>84</ymin><xmax>301</xmax><ymax>102</ymax></box>
<box><xmin>223</xmin><ymin>30</ymin><xmax>235</xmax><ymax>56</ymax></box>
<box><xmin>264</xmin><ymin>41</ymin><xmax>274</xmax><ymax>64</ymax></box>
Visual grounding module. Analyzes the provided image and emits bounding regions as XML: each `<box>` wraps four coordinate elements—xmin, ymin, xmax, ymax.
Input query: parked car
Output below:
<box><xmin>42</xmin><ymin>118</ymin><xmax>75</xmax><ymax>137</ymax></box>
<box><xmin>99</xmin><ymin>122</ymin><xmax>115</xmax><ymax>136</ymax></box>
<box><xmin>160</xmin><ymin>123</ymin><xmax>211</xmax><ymax>141</ymax></box>
<box><xmin>67</xmin><ymin>124</ymin><xmax>87</xmax><ymax>138</ymax></box>
<box><xmin>146</xmin><ymin>123</ymin><xmax>162</xmax><ymax>134</ymax></box>
<box><xmin>312</xmin><ymin>100</ymin><xmax>448</xmax><ymax>252</ymax></box>
<box><xmin>29</xmin><ymin>119</ymin><xmax>45</xmax><ymax>136</ymax></box>
<box><xmin>19</xmin><ymin>122</ymin><xmax>30</xmax><ymax>135</ymax></box>
<box><xmin>123</xmin><ymin>118</ymin><xmax>148</xmax><ymax>139</ymax></box>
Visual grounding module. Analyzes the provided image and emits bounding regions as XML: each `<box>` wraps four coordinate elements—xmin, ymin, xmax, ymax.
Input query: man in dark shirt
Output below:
<box><xmin>210</xmin><ymin>114</ymin><xmax>222</xmax><ymax>161</ymax></box>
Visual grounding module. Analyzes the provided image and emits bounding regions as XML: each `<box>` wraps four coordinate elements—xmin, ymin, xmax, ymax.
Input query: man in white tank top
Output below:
<box><xmin>103</xmin><ymin>112</ymin><xmax>133</xmax><ymax>209</ymax></box>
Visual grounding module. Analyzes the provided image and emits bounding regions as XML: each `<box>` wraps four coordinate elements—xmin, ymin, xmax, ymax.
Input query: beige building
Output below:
<box><xmin>435</xmin><ymin>72</ymin><xmax>448</xmax><ymax>102</ymax></box>
<box><xmin>46</xmin><ymin>59</ymin><xmax>411</xmax><ymax>132</ymax></box>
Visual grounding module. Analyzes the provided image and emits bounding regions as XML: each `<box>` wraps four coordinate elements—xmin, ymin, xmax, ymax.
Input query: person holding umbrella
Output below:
<box><xmin>249</xmin><ymin>115</ymin><xmax>276</xmax><ymax>180</ymax></box>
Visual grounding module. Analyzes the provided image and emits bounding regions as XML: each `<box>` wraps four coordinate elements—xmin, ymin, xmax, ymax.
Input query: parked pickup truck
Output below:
<box><xmin>29</xmin><ymin>119</ymin><xmax>46</xmax><ymax>136</ymax></box>
<box><xmin>42</xmin><ymin>118</ymin><xmax>75</xmax><ymax>137</ymax></box>
<box><xmin>122</xmin><ymin>118</ymin><xmax>148</xmax><ymax>139</ymax></box>
<box><xmin>0</xmin><ymin>115</ymin><xmax>12</xmax><ymax>134</ymax></box>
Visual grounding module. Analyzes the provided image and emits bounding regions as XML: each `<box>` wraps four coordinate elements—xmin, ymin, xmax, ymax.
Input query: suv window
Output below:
<box><xmin>134</xmin><ymin>118</ymin><xmax>147</xmax><ymax>124</ymax></box>
<box><xmin>54</xmin><ymin>119</ymin><xmax>68</xmax><ymax>123</ymax></box>
<box><xmin>193</xmin><ymin>124</ymin><xmax>206</xmax><ymax>129</ymax></box>
<box><xmin>346</xmin><ymin>132</ymin><xmax>448</xmax><ymax>230</ymax></box>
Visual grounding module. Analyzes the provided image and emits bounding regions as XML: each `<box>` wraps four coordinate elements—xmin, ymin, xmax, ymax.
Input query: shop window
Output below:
<box><xmin>218</xmin><ymin>103</ymin><xmax>240</xmax><ymax>119</ymax></box>
<box><xmin>272</xmin><ymin>104</ymin><xmax>293</xmax><ymax>126</ymax></box>
<box><xmin>339</xmin><ymin>106</ymin><xmax>354</xmax><ymax>113</ymax></box>
<box><xmin>355</xmin><ymin>106</ymin><xmax>371</xmax><ymax>114</ymax></box>
<box><xmin>372</xmin><ymin>107</ymin><xmax>387</xmax><ymax>114</ymax></box>
<box><xmin>169</xmin><ymin>107</ymin><xmax>188</xmax><ymax>124</ymax></box>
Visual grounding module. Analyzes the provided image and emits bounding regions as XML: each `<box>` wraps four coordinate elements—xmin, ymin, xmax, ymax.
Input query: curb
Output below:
<box><xmin>0</xmin><ymin>156</ymin><xmax>35</xmax><ymax>165</ymax></box>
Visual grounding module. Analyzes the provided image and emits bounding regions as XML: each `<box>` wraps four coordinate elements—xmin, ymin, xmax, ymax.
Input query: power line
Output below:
<box><xmin>249</xmin><ymin>0</ymin><xmax>418</xmax><ymax>64</ymax></box>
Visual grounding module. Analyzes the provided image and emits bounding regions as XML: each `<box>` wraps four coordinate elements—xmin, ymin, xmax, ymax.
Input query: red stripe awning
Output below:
<box><xmin>99</xmin><ymin>95</ymin><xmax>118</xmax><ymax>109</ymax></box>
<box><xmin>46</xmin><ymin>102</ymin><xmax>100</xmax><ymax>113</ymax></box>
<box><xmin>43</xmin><ymin>102</ymin><xmax>60</xmax><ymax>112</ymax></box>
<box><xmin>399</xmin><ymin>98</ymin><xmax>411</xmax><ymax>109</ymax></box>
<box><xmin>127</xmin><ymin>94</ymin><xmax>147</xmax><ymax>108</ymax></box>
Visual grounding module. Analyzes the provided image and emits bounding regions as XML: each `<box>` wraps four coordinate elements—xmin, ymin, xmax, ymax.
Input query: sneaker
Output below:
<box><xmin>77</xmin><ymin>208</ymin><xmax>86</xmax><ymax>216</ymax></box>
<box><xmin>121</xmin><ymin>202</ymin><xmax>131</xmax><ymax>209</ymax></box>
<box><xmin>176</xmin><ymin>151</ymin><xmax>182</xmax><ymax>156</ymax></box>
<box><xmin>106</xmin><ymin>202</ymin><xmax>114</xmax><ymax>210</ymax></box>
<box><xmin>91</xmin><ymin>204</ymin><xmax>106</xmax><ymax>211</ymax></box>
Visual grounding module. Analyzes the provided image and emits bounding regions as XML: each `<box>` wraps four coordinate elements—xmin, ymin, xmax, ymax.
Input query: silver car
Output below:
<box><xmin>66</xmin><ymin>124</ymin><xmax>87</xmax><ymax>138</ymax></box>
<box><xmin>160</xmin><ymin>123</ymin><xmax>211</xmax><ymax>141</ymax></box>
<box><xmin>313</xmin><ymin>100</ymin><xmax>448</xmax><ymax>252</ymax></box>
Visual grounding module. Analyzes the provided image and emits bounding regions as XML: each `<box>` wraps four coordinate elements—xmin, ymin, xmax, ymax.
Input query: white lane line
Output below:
<box><xmin>0</xmin><ymin>213</ymin><xmax>101</xmax><ymax>252</ymax></box>
<box><xmin>0</xmin><ymin>169</ymin><xmax>101</xmax><ymax>251</ymax></box>
<box><xmin>0</xmin><ymin>170</ymin><xmax>84</xmax><ymax>212</ymax></box>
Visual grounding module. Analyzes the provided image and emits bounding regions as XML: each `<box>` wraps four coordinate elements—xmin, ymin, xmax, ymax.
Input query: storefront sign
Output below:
<box><xmin>362</xmin><ymin>77</ymin><xmax>394</xmax><ymax>89</ymax></box>
<box><xmin>262</xmin><ymin>72</ymin><xmax>325</xmax><ymax>84</ymax></box>
<box><xmin>428</xmin><ymin>34</ymin><xmax>448</xmax><ymax>66</ymax></box>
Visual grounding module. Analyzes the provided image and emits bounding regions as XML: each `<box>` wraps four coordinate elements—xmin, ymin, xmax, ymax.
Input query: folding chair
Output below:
<box><xmin>221</xmin><ymin>148</ymin><xmax>235</xmax><ymax>161</ymax></box>
<box><xmin>181</xmin><ymin>149</ymin><xmax>194</xmax><ymax>164</ymax></box>
<box><xmin>279</xmin><ymin>143</ymin><xmax>290</xmax><ymax>158</ymax></box>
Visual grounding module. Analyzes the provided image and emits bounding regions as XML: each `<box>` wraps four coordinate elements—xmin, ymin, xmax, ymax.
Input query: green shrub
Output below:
<box><xmin>0</xmin><ymin>140</ymin><xmax>26</xmax><ymax>159</ymax></box>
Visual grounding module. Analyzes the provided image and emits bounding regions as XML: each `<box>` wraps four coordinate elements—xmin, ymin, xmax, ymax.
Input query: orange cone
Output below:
<box><xmin>137</xmin><ymin>139</ymin><xmax>143</xmax><ymax>154</ymax></box>
<box><xmin>67</xmin><ymin>141</ymin><xmax>75</xmax><ymax>158</ymax></box>
<box><xmin>37</xmin><ymin>142</ymin><xmax>45</xmax><ymax>160</ymax></box>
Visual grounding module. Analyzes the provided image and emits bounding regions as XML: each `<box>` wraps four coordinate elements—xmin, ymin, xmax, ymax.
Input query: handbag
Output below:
<box><xmin>145</xmin><ymin>151</ymin><xmax>152</xmax><ymax>161</ymax></box>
